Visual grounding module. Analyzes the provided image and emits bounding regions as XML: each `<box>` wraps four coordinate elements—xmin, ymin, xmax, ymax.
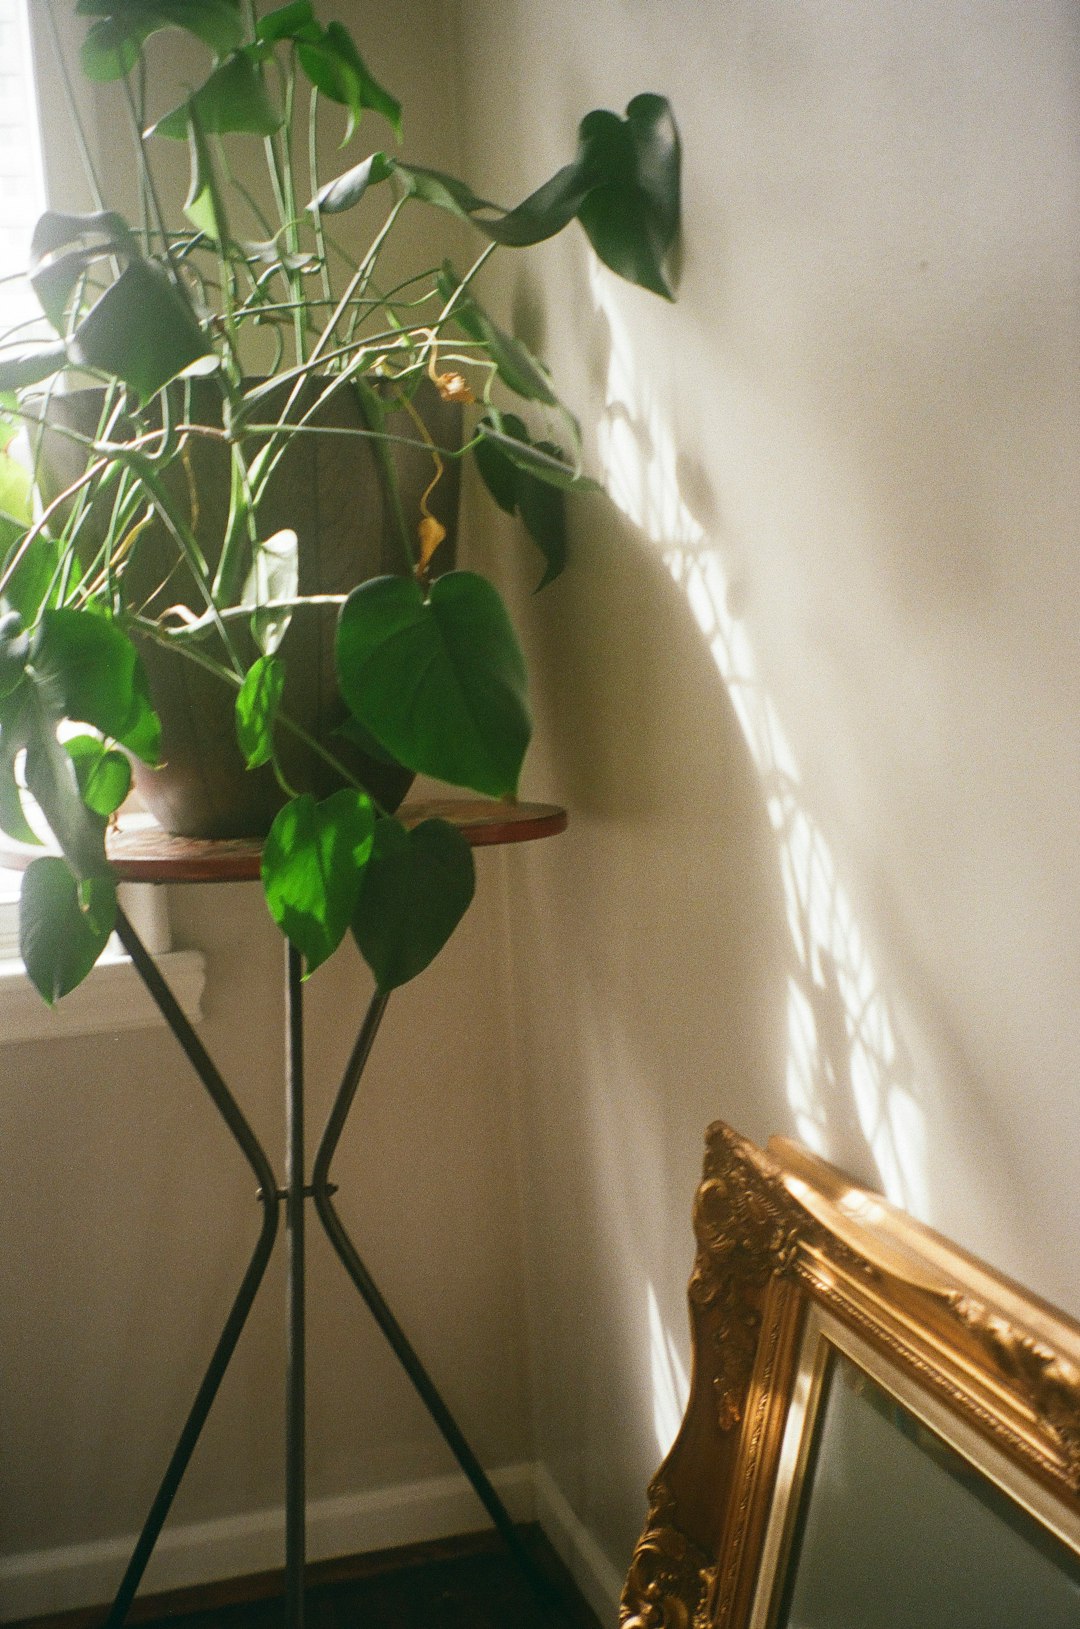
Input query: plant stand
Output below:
<box><xmin>96</xmin><ymin>799</ymin><xmax>567</xmax><ymax>1629</ymax></box>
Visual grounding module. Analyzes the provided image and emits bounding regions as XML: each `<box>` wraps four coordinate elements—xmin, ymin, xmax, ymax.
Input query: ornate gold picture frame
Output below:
<box><xmin>621</xmin><ymin>1123</ymin><xmax>1080</xmax><ymax>1629</ymax></box>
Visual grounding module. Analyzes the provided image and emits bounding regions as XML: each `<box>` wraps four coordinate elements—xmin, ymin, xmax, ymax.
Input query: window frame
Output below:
<box><xmin>0</xmin><ymin>0</ymin><xmax>206</xmax><ymax>1035</ymax></box>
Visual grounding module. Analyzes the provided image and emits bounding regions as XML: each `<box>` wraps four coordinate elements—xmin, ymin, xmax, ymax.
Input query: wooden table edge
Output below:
<box><xmin>97</xmin><ymin>800</ymin><xmax>568</xmax><ymax>884</ymax></box>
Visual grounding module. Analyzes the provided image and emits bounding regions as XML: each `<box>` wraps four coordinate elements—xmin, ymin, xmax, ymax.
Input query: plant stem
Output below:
<box><xmin>279</xmin><ymin>61</ymin><xmax>307</xmax><ymax>365</ymax></box>
<box><xmin>120</xmin><ymin>73</ymin><xmax>184</xmax><ymax>287</ymax></box>
<box><xmin>262</xmin><ymin>53</ymin><xmax>306</xmax><ymax>368</ymax></box>
<box><xmin>82</xmin><ymin>418</ymin><xmax>459</xmax><ymax>461</ymax></box>
<box><xmin>0</xmin><ymin>458</ymin><xmax>113</xmax><ymax>603</ymax></box>
<box><xmin>307</xmin><ymin>87</ymin><xmax>335</xmax><ymax>317</ymax></box>
<box><xmin>213</xmin><ymin>440</ymin><xmax>260</xmax><ymax>604</ymax></box>
<box><xmin>153</xmin><ymin>593</ymin><xmax>346</xmax><ymax>639</ymax></box>
<box><xmin>307</xmin><ymin>198</ymin><xmax>407</xmax><ymax>372</ymax></box>
<box><xmin>134</xmin><ymin>56</ymin><xmax>152</xmax><ymax>251</ymax></box>
<box><xmin>115</xmin><ymin>452</ymin><xmax>244</xmax><ymax>673</ymax></box>
<box><xmin>240</xmin><ymin>196</ymin><xmax>412</xmax><ymax>514</ymax></box>
<box><xmin>415</xmin><ymin>240</ymin><xmax>498</xmax><ymax>376</ymax></box>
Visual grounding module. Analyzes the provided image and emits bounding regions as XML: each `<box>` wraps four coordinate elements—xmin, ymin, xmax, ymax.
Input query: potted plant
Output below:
<box><xmin>0</xmin><ymin>0</ymin><xmax>680</xmax><ymax>1004</ymax></box>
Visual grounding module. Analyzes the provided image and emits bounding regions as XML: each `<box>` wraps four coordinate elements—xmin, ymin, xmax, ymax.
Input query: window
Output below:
<box><xmin>0</xmin><ymin>2</ymin><xmax>205</xmax><ymax>1037</ymax></box>
<box><xmin>0</xmin><ymin>0</ymin><xmax>45</xmax><ymax>960</ymax></box>
<box><xmin>0</xmin><ymin>0</ymin><xmax>47</xmax><ymax>335</ymax></box>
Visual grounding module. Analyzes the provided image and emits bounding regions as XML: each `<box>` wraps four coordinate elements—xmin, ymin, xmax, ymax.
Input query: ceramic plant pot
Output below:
<box><xmin>40</xmin><ymin>380</ymin><xmax>460</xmax><ymax>837</ymax></box>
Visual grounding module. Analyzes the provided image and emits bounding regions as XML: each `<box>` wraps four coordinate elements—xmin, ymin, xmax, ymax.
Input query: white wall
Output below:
<box><xmin>6</xmin><ymin>0</ymin><xmax>1080</xmax><ymax>1619</ymax></box>
<box><xmin>456</xmin><ymin>0</ymin><xmax>1080</xmax><ymax>1596</ymax></box>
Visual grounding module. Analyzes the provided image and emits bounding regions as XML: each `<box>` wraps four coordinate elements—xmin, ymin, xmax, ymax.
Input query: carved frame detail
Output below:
<box><xmin>619</xmin><ymin>1122</ymin><xmax>1080</xmax><ymax>1629</ymax></box>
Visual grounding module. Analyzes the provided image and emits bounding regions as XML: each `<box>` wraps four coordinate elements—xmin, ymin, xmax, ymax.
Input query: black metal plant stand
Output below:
<box><xmin>95</xmin><ymin>799</ymin><xmax>567</xmax><ymax>1629</ymax></box>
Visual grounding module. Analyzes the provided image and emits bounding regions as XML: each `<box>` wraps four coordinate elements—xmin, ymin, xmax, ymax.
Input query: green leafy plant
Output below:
<box><xmin>0</xmin><ymin>0</ymin><xmax>680</xmax><ymax>1003</ymax></box>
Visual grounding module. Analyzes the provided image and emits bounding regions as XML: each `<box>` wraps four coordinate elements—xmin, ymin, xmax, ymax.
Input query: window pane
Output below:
<box><xmin>0</xmin><ymin>0</ymin><xmax>47</xmax><ymax>334</ymax></box>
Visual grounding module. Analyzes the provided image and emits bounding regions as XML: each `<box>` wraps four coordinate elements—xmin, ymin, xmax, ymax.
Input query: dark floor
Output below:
<box><xmin>12</xmin><ymin>1528</ymin><xmax>604</xmax><ymax>1629</ymax></box>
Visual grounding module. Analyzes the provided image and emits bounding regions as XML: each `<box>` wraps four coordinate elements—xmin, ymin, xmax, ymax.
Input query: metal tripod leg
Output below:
<box><xmin>106</xmin><ymin>910</ymin><xmax>281</xmax><ymax>1629</ymax></box>
<box><xmin>285</xmin><ymin>942</ymin><xmax>306</xmax><ymax>1628</ymax></box>
<box><xmin>98</xmin><ymin>916</ymin><xmax>554</xmax><ymax>1627</ymax></box>
<box><xmin>311</xmin><ymin>990</ymin><xmax>556</xmax><ymax>1611</ymax></box>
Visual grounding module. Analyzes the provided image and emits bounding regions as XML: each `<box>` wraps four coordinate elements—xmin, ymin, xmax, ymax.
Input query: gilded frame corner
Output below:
<box><xmin>619</xmin><ymin>1122</ymin><xmax>1080</xmax><ymax>1629</ymax></box>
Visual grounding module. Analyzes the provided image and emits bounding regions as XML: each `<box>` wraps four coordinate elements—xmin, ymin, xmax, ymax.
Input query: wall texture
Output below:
<box><xmin>455</xmin><ymin>0</ymin><xmax>1080</xmax><ymax>1599</ymax></box>
<box><xmin>5</xmin><ymin>0</ymin><xmax>1079</xmax><ymax>1621</ymax></box>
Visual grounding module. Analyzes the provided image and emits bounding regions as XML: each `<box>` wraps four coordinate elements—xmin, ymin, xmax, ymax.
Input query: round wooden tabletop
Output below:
<box><xmin>99</xmin><ymin>799</ymin><xmax>568</xmax><ymax>884</ymax></box>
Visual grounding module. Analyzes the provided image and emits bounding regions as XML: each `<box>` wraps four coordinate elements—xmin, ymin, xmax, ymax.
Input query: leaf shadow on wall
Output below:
<box><xmin>494</xmin><ymin>289</ymin><xmax>934</xmax><ymax>1541</ymax></box>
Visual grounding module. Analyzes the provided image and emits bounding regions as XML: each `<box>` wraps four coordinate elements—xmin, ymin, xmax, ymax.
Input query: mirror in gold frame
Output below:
<box><xmin>620</xmin><ymin>1122</ymin><xmax>1080</xmax><ymax>1629</ymax></box>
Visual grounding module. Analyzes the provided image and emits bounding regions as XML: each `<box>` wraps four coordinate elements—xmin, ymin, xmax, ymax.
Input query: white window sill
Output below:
<box><xmin>0</xmin><ymin>946</ymin><xmax>206</xmax><ymax>1044</ymax></box>
<box><xmin>0</xmin><ymin>824</ymin><xmax>207</xmax><ymax>1042</ymax></box>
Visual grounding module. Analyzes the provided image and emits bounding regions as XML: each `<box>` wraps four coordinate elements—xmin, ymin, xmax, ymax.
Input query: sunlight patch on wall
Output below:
<box><xmin>647</xmin><ymin>1281</ymin><xmax>689</xmax><ymax>1456</ymax></box>
<box><xmin>589</xmin><ymin>263</ymin><xmax>928</xmax><ymax>1216</ymax></box>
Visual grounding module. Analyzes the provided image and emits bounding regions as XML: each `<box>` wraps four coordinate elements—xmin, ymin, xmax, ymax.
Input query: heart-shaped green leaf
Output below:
<box><xmin>78</xmin><ymin>1</ymin><xmax>244</xmax><ymax>79</ymax></box>
<box><xmin>336</xmin><ymin>571</ymin><xmax>531</xmax><ymax>799</ymax></box>
<box><xmin>68</xmin><ymin>260</ymin><xmax>212</xmax><ymax>404</ymax></box>
<box><xmin>33</xmin><ymin>609</ymin><xmax>161</xmax><ymax>764</ymax></box>
<box><xmin>30</xmin><ymin>252</ymin><xmax>90</xmax><ymax>334</ymax></box>
<box><xmin>65</xmin><ymin>733</ymin><xmax>132</xmax><ymax>817</ymax></box>
<box><xmin>352</xmin><ymin>817</ymin><xmax>475</xmax><ymax>991</ymax></box>
<box><xmin>261</xmin><ymin>788</ymin><xmax>374</xmax><ymax>974</ymax></box>
<box><xmin>0</xmin><ymin>343</ymin><xmax>68</xmax><ymax>392</ymax></box>
<box><xmin>81</xmin><ymin>16</ymin><xmax>147</xmax><ymax>80</ymax></box>
<box><xmin>159</xmin><ymin>0</ymin><xmax>244</xmax><ymax>49</ymax></box>
<box><xmin>298</xmin><ymin>23</ymin><xmax>401</xmax><ymax>142</ymax></box>
<box><xmin>257</xmin><ymin>2</ymin><xmax>321</xmax><ymax>45</ymax></box>
<box><xmin>181</xmin><ymin>108</ymin><xmax>229</xmax><ymax>242</ymax></box>
<box><xmin>29</xmin><ymin>210</ymin><xmax>136</xmax><ymax>330</ymax></box>
<box><xmin>23</xmin><ymin>720</ymin><xmax>109</xmax><ymax>880</ymax></box>
<box><xmin>0</xmin><ymin>444</ymin><xmax>31</xmax><ymax>526</ymax></box>
<box><xmin>473</xmin><ymin>420</ymin><xmax>522</xmax><ymax>516</ymax></box>
<box><xmin>30</xmin><ymin>208</ymin><xmax>136</xmax><ymax>266</ymax></box>
<box><xmin>393</xmin><ymin>162</ymin><xmax>494</xmax><ymax>216</ymax></box>
<box><xmin>151</xmin><ymin>0</ymin><xmax>245</xmax><ymax>53</ymax></box>
<box><xmin>2</xmin><ymin>533</ymin><xmax>65</xmax><ymax>624</ymax></box>
<box><xmin>518</xmin><ymin>459</ymin><xmax>567</xmax><ymax>589</ymax></box>
<box><xmin>7</xmin><ymin>634</ymin><xmax>116</xmax><ymax>879</ymax></box>
<box><xmin>0</xmin><ymin>760</ymin><xmax>36</xmax><ymax>846</ymax></box>
<box><xmin>575</xmin><ymin>95</ymin><xmax>681</xmax><ymax>298</ymax></box>
<box><xmin>0</xmin><ymin>688</ymin><xmax>38</xmax><ymax>847</ymax></box>
<box><xmin>473</xmin><ymin>415</ymin><xmax>569</xmax><ymax>589</ymax></box>
<box><xmin>152</xmin><ymin>49</ymin><xmax>283</xmax><ymax>140</ymax></box>
<box><xmin>392</xmin><ymin>96</ymin><xmax>679</xmax><ymax>298</ymax></box>
<box><xmin>0</xmin><ymin>611</ymin><xmax>29</xmax><ymax>703</ymax></box>
<box><xmin>476</xmin><ymin>420</ymin><xmax>591</xmax><ymax>491</ymax></box>
<box><xmin>235</xmin><ymin>653</ymin><xmax>284</xmax><ymax>769</ymax></box>
<box><xmin>20</xmin><ymin>856</ymin><xmax>116</xmax><ymax>1004</ymax></box>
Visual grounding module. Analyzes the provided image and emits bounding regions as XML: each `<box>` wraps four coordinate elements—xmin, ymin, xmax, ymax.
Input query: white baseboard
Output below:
<box><xmin>0</xmin><ymin>1462</ymin><xmax>536</xmax><ymax>1623</ymax></box>
<box><xmin>0</xmin><ymin>1460</ymin><xmax>625</xmax><ymax>1626</ymax></box>
<box><xmin>533</xmin><ymin>1463</ymin><xmax>625</xmax><ymax>1627</ymax></box>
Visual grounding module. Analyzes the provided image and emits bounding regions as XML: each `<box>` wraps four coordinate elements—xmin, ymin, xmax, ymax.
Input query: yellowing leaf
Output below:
<box><xmin>433</xmin><ymin>370</ymin><xmax>474</xmax><ymax>404</ymax></box>
<box><xmin>417</xmin><ymin>514</ymin><xmax>447</xmax><ymax>572</ymax></box>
